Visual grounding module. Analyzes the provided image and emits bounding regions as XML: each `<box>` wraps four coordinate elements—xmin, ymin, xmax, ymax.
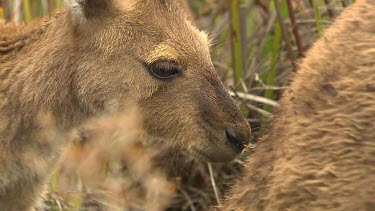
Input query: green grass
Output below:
<box><xmin>230</xmin><ymin>0</ymin><xmax>245</xmax><ymax>90</ymax></box>
<box><xmin>22</xmin><ymin>0</ymin><xmax>32</xmax><ymax>22</ymax></box>
<box><xmin>312</xmin><ymin>0</ymin><xmax>325</xmax><ymax>35</ymax></box>
<box><xmin>0</xmin><ymin>7</ymin><xmax>3</xmax><ymax>19</ymax></box>
<box><xmin>2</xmin><ymin>0</ymin><xmax>63</xmax><ymax>21</ymax></box>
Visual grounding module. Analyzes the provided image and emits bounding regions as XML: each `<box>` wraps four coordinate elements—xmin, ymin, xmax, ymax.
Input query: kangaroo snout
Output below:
<box><xmin>225</xmin><ymin>126</ymin><xmax>251</xmax><ymax>152</ymax></box>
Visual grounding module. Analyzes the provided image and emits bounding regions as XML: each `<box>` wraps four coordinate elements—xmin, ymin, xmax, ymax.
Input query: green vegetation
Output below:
<box><xmin>230</xmin><ymin>0</ymin><xmax>245</xmax><ymax>89</ymax></box>
<box><xmin>2</xmin><ymin>0</ymin><xmax>62</xmax><ymax>21</ymax></box>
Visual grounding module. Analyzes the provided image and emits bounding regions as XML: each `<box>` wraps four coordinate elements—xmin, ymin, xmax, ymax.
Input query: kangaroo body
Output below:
<box><xmin>222</xmin><ymin>1</ymin><xmax>375</xmax><ymax>210</ymax></box>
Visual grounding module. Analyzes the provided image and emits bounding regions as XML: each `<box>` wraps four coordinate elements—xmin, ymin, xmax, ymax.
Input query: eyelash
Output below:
<box><xmin>147</xmin><ymin>60</ymin><xmax>182</xmax><ymax>79</ymax></box>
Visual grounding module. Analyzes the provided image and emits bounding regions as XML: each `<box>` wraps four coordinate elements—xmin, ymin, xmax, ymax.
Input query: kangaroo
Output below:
<box><xmin>0</xmin><ymin>0</ymin><xmax>251</xmax><ymax>210</ymax></box>
<box><xmin>221</xmin><ymin>0</ymin><xmax>375</xmax><ymax>210</ymax></box>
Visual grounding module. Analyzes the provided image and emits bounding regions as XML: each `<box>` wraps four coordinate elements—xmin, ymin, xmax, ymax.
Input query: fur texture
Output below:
<box><xmin>0</xmin><ymin>0</ymin><xmax>250</xmax><ymax>210</ymax></box>
<box><xmin>221</xmin><ymin>0</ymin><xmax>375</xmax><ymax>210</ymax></box>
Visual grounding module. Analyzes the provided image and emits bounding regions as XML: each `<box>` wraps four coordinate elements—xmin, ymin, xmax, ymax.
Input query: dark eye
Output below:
<box><xmin>148</xmin><ymin>61</ymin><xmax>181</xmax><ymax>79</ymax></box>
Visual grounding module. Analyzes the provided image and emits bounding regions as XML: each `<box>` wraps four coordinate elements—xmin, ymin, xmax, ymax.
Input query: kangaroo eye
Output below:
<box><xmin>148</xmin><ymin>61</ymin><xmax>181</xmax><ymax>79</ymax></box>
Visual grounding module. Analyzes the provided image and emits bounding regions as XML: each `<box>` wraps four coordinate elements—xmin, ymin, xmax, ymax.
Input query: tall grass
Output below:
<box><xmin>0</xmin><ymin>1</ymin><xmax>3</xmax><ymax>19</ymax></box>
<box><xmin>230</xmin><ymin>0</ymin><xmax>245</xmax><ymax>90</ymax></box>
<box><xmin>312</xmin><ymin>0</ymin><xmax>325</xmax><ymax>35</ymax></box>
<box><xmin>2</xmin><ymin>0</ymin><xmax>62</xmax><ymax>22</ymax></box>
<box><xmin>185</xmin><ymin>0</ymin><xmax>352</xmax><ymax>126</ymax></box>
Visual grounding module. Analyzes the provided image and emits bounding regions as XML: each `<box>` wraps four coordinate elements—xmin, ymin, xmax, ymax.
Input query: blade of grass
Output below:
<box><xmin>0</xmin><ymin>0</ymin><xmax>3</xmax><ymax>20</ymax></box>
<box><xmin>2</xmin><ymin>0</ymin><xmax>7</xmax><ymax>21</ymax></box>
<box><xmin>274</xmin><ymin>0</ymin><xmax>296</xmax><ymax>70</ymax></box>
<box><xmin>229</xmin><ymin>91</ymin><xmax>278</xmax><ymax>107</ymax></box>
<box><xmin>22</xmin><ymin>0</ymin><xmax>31</xmax><ymax>22</ymax></box>
<box><xmin>261</xmin><ymin>0</ymin><xmax>283</xmax><ymax>116</ymax></box>
<box><xmin>208</xmin><ymin>163</ymin><xmax>221</xmax><ymax>206</ymax></box>
<box><xmin>230</xmin><ymin>0</ymin><xmax>244</xmax><ymax>91</ymax></box>
<box><xmin>55</xmin><ymin>0</ymin><xmax>63</xmax><ymax>9</ymax></box>
<box><xmin>263</xmin><ymin>20</ymin><xmax>281</xmax><ymax>114</ymax></box>
<box><xmin>230</xmin><ymin>0</ymin><xmax>249</xmax><ymax>116</ymax></box>
<box><xmin>0</xmin><ymin>5</ymin><xmax>3</xmax><ymax>20</ymax></box>
<box><xmin>312</xmin><ymin>0</ymin><xmax>324</xmax><ymax>36</ymax></box>
<box><xmin>240</xmin><ymin>6</ymin><xmax>248</xmax><ymax>76</ymax></box>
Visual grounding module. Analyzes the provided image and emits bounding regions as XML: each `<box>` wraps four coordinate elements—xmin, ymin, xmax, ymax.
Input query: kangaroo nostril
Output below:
<box><xmin>225</xmin><ymin>130</ymin><xmax>246</xmax><ymax>152</ymax></box>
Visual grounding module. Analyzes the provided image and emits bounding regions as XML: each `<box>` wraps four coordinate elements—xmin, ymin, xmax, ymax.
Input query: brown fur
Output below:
<box><xmin>0</xmin><ymin>0</ymin><xmax>250</xmax><ymax>210</ymax></box>
<box><xmin>221</xmin><ymin>0</ymin><xmax>375</xmax><ymax>210</ymax></box>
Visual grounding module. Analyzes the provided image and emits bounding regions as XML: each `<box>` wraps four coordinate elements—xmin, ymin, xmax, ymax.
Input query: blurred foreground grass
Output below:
<box><xmin>1</xmin><ymin>0</ymin><xmax>353</xmax><ymax>210</ymax></box>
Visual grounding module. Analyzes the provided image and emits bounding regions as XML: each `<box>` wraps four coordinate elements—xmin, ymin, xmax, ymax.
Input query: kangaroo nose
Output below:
<box><xmin>225</xmin><ymin>128</ymin><xmax>249</xmax><ymax>152</ymax></box>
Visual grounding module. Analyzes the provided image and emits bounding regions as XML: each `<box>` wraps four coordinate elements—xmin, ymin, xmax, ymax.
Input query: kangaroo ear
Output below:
<box><xmin>64</xmin><ymin>0</ymin><xmax>111</xmax><ymax>22</ymax></box>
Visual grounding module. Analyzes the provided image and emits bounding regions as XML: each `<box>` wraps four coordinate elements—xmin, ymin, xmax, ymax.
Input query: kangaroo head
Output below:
<box><xmin>64</xmin><ymin>0</ymin><xmax>251</xmax><ymax>162</ymax></box>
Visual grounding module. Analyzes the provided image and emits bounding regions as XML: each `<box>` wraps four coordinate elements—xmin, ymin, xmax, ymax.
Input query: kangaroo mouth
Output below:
<box><xmin>188</xmin><ymin>123</ymin><xmax>246</xmax><ymax>162</ymax></box>
<box><xmin>190</xmin><ymin>141</ymin><xmax>241</xmax><ymax>163</ymax></box>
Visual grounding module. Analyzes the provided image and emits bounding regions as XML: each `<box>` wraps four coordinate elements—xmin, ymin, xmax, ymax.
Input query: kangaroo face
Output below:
<box><xmin>65</xmin><ymin>0</ymin><xmax>251</xmax><ymax>162</ymax></box>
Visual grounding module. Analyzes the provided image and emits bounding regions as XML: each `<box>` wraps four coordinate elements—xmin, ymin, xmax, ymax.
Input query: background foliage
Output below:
<box><xmin>1</xmin><ymin>0</ymin><xmax>354</xmax><ymax>210</ymax></box>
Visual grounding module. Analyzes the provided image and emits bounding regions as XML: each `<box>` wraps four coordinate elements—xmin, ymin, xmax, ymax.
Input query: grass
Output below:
<box><xmin>2</xmin><ymin>0</ymin><xmax>61</xmax><ymax>21</ymax></box>
<box><xmin>1</xmin><ymin>0</ymin><xmax>354</xmax><ymax>210</ymax></box>
<box><xmin>312</xmin><ymin>0</ymin><xmax>325</xmax><ymax>35</ymax></box>
<box><xmin>230</xmin><ymin>0</ymin><xmax>245</xmax><ymax>90</ymax></box>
